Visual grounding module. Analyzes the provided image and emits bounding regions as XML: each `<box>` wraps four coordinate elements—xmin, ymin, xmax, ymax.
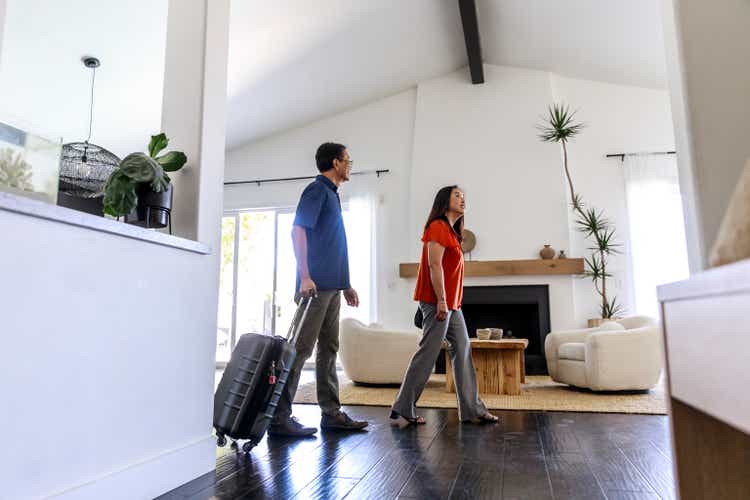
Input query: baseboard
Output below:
<box><xmin>50</xmin><ymin>436</ymin><xmax>215</xmax><ymax>500</ymax></box>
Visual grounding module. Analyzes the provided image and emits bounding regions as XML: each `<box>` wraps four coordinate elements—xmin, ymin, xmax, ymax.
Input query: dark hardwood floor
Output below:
<box><xmin>159</xmin><ymin>404</ymin><xmax>675</xmax><ymax>500</ymax></box>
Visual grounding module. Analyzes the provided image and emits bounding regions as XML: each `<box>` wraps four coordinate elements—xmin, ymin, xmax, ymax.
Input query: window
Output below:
<box><xmin>216</xmin><ymin>202</ymin><xmax>372</xmax><ymax>364</ymax></box>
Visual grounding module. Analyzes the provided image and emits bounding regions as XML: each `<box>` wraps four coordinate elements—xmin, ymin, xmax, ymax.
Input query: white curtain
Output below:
<box><xmin>341</xmin><ymin>194</ymin><xmax>375</xmax><ymax>324</ymax></box>
<box><xmin>623</xmin><ymin>154</ymin><xmax>690</xmax><ymax>318</ymax></box>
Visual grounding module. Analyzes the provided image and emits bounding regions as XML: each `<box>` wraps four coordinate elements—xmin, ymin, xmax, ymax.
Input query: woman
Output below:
<box><xmin>390</xmin><ymin>186</ymin><xmax>498</xmax><ymax>425</ymax></box>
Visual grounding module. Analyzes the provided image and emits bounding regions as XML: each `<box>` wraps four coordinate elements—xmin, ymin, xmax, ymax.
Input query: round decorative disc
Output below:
<box><xmin>462</xmin><ymin>229</ymin><xmax>476</xmax><ymax>254</ymax></box>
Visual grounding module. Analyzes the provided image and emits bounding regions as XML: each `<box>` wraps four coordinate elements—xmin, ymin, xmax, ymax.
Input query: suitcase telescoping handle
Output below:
<box><xmin>286</xmin><ymin>294</ymin><xmax>314</xmax><ymax>343</ymax></box>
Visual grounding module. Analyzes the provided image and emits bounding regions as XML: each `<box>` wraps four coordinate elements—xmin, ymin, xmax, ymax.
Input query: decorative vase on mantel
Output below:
<box><xmin>539</xmin><ymin>244</ymin><xmax>556</xmax><ymax>260</ymax></box>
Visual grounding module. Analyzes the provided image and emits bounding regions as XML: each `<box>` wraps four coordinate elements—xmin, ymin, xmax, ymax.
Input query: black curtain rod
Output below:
<box><xmin>224</xmin><ymin>169</ymin><xmax>390</xmax><ymax>187</ymax></box>
<box><xmin>605</xmin><ymin>151</ymin><xmax>676</xmax><ymax>162</ymax></box>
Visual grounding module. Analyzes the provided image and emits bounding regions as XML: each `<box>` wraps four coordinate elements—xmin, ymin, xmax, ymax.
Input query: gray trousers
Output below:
<box><xmin>392</xmin><ymin>302</ymin><xmax>487</xmax><ymax>421</ymax></box>
<box><xmin>273</xmin><ymin>290</ymin><xmax>342</xmax><ymax>424</ymax></box>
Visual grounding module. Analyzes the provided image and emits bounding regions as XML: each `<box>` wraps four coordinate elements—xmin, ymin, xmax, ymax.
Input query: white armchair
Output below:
<box><xmin>339</xmin><ymin>318</ymin><xmax>420</xmax><ymax>384</ymax></box>
<box><xmin>544</xmin><ymin>316</ymin><xmax>662</xmax><ymax>391</ymax></box>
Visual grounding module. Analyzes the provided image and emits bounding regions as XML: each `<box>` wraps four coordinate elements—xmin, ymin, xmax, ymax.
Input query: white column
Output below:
<box><xmin>161</xmin><ymin>0</ymin><xmax>230</xmax><ymax>248</ymax></box>
<box><xmin>661</xmin><ymin>0</ymin><xmax>750</xmax><ymax>271</ymax></box>
<box><xmin>159</xmin><ymin>0</ymin><xmax>229</xmax><ymax>472</ymax></box>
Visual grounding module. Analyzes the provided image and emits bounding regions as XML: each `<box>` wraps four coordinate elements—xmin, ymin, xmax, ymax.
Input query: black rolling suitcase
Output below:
<box><xmin>213</xmin><ymin>296</ymin><xmax>312</xmax><ymax>453</ymax></box>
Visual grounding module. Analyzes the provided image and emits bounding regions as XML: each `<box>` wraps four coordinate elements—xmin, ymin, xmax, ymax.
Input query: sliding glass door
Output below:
<box><xmin>216</xmin><ymin>203</ymin><xmax>372</xmax><ymax>364</ymax></box>
<box><xmin>216</xmin><ymin>211</ymin><xmax>276</xmax><ymax>363</ymax></box>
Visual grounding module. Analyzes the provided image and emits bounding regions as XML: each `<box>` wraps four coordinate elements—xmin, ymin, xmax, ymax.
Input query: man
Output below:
<box><xmin>269</xmin><ymin>142</ymin><xmax>369</xmax><ymax>437</ymax></box>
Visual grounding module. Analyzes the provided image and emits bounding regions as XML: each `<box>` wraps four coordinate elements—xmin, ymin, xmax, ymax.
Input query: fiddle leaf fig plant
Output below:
<box><xmin>103</xmin><ymin>133</ymin><xmax>187</xmax><ymax>217</ymax></box>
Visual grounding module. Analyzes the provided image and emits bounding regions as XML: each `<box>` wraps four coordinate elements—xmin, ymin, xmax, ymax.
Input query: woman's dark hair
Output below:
<box><xmin>424</xmin><ymin>185</ymin><xmax>463</xmax><ymax>243</ymax></box>
<box><xmin>315</xmin><ymin>142</ymin><xmax>347</xmax><ymax>172</ymax></box>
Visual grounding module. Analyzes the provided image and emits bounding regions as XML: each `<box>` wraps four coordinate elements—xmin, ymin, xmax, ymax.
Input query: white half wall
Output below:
<box><xmin>0</xmin><ymin>1</ymin><xmax>229</xmax><ymax>498</ymax></box>
<box><xmin>0</xmin><ymin>212</ymin><xmax>217</xmax><ymax>500</ymax></box>
<box><xmin>225</xmin><ymin>63</ymin><xmax>675</xmax><ymax>330</ymax></box>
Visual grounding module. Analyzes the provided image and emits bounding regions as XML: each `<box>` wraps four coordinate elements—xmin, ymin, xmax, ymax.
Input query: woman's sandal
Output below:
<box><xmin>389</xmin><ymin>411</ymin><xmax>426</xmax><ymax>426</ymax></box>
<box><xmin>477</xmin><ymin>412</ymin><xmax>500</xmax><ymax>424</ymax></box>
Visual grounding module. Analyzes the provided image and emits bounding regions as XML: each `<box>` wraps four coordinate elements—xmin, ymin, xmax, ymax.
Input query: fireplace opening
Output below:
<box><xmin>436</xmin><ymin>285</ymin><xmax>551</xmax><ymax>375</ymax></box>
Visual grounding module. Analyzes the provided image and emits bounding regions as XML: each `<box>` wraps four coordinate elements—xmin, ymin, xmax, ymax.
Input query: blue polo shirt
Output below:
<box><xmin>293</xmin><ymin>175</ymin><xmax>350</xmax><ymax>292</ymax></box>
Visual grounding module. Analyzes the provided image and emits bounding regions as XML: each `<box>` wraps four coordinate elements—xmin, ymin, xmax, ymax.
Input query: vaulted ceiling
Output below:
<box><xmin>226</xmin><ymin>0</ymin><xmax>668</xmax><ymax>149</ymax></box>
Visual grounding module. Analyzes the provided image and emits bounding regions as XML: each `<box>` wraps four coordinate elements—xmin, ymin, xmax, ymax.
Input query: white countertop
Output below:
<box><xmin>0</xmin><ymin>190</ymin><xmax>211</xmax><ymax>255</ymax></box>
<box><xmin>657</xmin><ymin>258</ymin><xmax>750</xmax><ymax>302</ymax></box>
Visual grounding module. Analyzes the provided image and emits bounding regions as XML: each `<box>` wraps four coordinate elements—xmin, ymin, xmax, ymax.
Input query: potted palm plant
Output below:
<box><xmin>103</xmin><ymin>133</ymin><xmax>186</xmax><ymax>229</ymax></box>
<box><xmin>538</xmin><ymin>104</ymin><xmax>623</xmax><ymax>324</ymax></box>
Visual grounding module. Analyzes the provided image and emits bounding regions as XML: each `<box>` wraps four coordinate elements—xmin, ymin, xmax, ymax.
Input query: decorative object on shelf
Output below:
<box><xmin>505</xmin><ymin>330</ymin><xmax>514</xmax><ymax>339</ymax></box>
<box><xmin>709</xmin><ymin>156</ymin><xmax>750</xmax><ymax>268</ymax></box>
<box><xmin>0</xmin><ymin>148</ymin><xmax>32</xmax><ymax>191</ymax></box>
<box><xmin>490</xmin><ymin>328</ymin><xmax>503</xmax><ymax>340</ymax></box>
<box><xmin>539</xmin><ymin>104</ymin><xmax>623</xmax><ymax>320</ymax></box>
<box><xmin>0</xmin><ymin>121</ymin><xmax>61</xmax><ymax>203</ymax></box>
<box><xmin>103</xmin><ymin>133</ymin><xmax>187</xmax><ymax>232</ymax></box>
<box><xmin>558</xmin><ymin>250</ymin><xmax>567</xmax><ymax>259</ymax></box>
<box><xmin>539</xmin><ymin>244</ymin><xmax>556</xmax><ymax>260</ymax></box>
<box><xmin>461</xmin><ymin>228</ymin><xmax>476</xmax><ymax>256</ymax></box>
<box><xmin>58</xmin><ymin>57</ymin><xmax>120</xmax><ymax>204</ymax></box>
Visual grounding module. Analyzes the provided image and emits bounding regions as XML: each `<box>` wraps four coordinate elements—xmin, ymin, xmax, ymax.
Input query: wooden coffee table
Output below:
<box><xmin>444</xmin><ymin>338</ymin><xmax>528</xmax><ymax>396</ymax></box>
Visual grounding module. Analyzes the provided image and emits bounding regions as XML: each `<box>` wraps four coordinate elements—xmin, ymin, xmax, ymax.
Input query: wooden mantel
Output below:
<box><xmin>398</xmin><ymin>258</ymin><xmax>584</xmax><ymax>278</ymax></box>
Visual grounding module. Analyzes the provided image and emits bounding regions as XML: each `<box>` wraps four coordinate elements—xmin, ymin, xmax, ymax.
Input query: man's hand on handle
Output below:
<box><xmin>300</xmin><ymin>277</ymin><xmax>318</xmax><ymax>298</ymax></box>
<box><xmin>344</xmin><ymin>288</ymin><xmax>359</xmax><ymax>307</ymax></box>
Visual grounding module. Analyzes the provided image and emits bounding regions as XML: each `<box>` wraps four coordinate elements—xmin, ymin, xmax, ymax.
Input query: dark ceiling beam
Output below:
<box><xmin>458</xmin><ymin>0</ymin><xmax>484</xmax><ymax>84</ymax></box>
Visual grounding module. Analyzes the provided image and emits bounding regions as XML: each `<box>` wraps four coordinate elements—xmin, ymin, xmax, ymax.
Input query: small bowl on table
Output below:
<box><xmin>476</xmin><ymin>328</ymin><xmax>492</xmax><ymax>341</ymax></box>
<box><xmin>489</xmin><ymin>328</ymin><xmax>503</xmax><ymax>340</ymax></box>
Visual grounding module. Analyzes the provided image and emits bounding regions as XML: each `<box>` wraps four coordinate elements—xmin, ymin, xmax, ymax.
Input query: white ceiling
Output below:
<box><xmin>479</xmin><ymin>0</ymin><xmax>667</xmax><ymax>90</ymax></box>
<box><xmin>0</xmin><ymin>0</ymin><xmax>168</xmax><ymax>158</ymax></box>
<box><xmin>226</xmin><ymin>0</ymin><xmax>667</xmax><ymax>150</ymax></box>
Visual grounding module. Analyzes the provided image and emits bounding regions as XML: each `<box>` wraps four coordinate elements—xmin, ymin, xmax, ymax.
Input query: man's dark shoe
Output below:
<box><xmin>268</xmin><ymin>416</ymin><xmax>317</xmax><ymax>437</ymax></box>
<box><xmin>321</xmin><ymin>411</ymin><xmax>369</xmax><ymax>430</ymax></box>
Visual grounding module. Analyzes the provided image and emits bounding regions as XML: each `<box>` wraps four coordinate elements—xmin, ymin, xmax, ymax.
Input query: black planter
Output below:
<box><xmin>125</xmin><ymin>182</ymin><xmax>173</xmax><ymax>230</ymax></box>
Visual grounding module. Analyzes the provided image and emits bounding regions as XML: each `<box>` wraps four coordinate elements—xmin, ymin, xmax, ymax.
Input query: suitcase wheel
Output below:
<box><xmin>216</xmin><ymin>434</ymin><xmax>227</xmax><ymax>447</ymax></box>
<box><xmin>242</xmin><ymin>441</ymin><xmax>255</xmax><ymax>454</ymax></box>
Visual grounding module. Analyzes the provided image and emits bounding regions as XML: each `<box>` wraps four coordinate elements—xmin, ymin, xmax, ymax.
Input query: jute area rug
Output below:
<box><xmin>294</xmin><ymin>374</ymin><xmax>667</xmax><ymax>415</ymax></box>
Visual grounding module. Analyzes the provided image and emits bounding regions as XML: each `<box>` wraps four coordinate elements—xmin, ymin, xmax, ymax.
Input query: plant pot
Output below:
<box><xmin>125</xmin><ymin>182</ymin><xmax>172</xmax><ymax>229</ymax></box>
<box><xmin>587</xmin><ymin>317</ymin><xmax>623</xmax><ymax>328</ymax></box>
<box><xmin>539</xmin><ymin>244</ymin><xmax>556</xmax><ymax>260</ymax></box>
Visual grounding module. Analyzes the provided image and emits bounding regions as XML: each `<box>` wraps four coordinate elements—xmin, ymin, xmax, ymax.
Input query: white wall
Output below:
<box><xmin>225</xmin><ymin>63</ymin><xmax>675</xmax><ymax>330</ymax></box>
<box><xmin>0</xmin><ymin>1</ymin><xmax>229</xmax><ymax>498</ymax></box>
<box><xmin>661</xmin><ymin>0</ymin><xmax>750</xmax><ymax>270</ymax></box>
<box><xmin>0</xmin><ymin>0</ymin><xmax>6</xmax><ymax>69</ymax></box>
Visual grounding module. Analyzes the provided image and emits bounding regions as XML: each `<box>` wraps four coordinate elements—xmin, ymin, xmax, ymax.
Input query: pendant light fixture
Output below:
<box><xmin>58</xmin><ymin>56</ymin><xmax>120</xmax><ymax>198</ymax></box>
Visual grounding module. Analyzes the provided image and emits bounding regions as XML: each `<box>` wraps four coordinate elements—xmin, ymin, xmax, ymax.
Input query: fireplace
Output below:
<box><xmin>436</xmin><ymin>285</ymin><xmax>551</xmax><ymax>375</ymax></box>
